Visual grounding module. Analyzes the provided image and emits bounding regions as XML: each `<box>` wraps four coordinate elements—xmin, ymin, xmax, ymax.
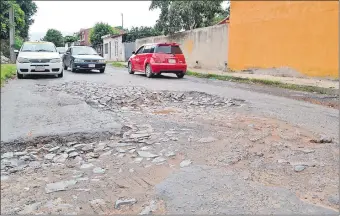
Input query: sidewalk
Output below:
<box><xmin>115</xmin><ymin>62</ymin><xmax>339</xmax><ymax>90</ymax></box>
<box><xmin>189</xmin><ymin>68</ymin><xmax>339</xmax><ymax>90</ymax></box>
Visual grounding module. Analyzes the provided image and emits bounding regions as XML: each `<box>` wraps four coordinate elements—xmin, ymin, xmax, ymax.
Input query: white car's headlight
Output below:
<box><xmin>50</xmin><ymin>58</ymin><xmax>61</xmax><ymax>63</ymax></box>
<box><xmin>17</xmin><ymin>57</ymin><xmax>30</xmax><ymax>63</ymax></box>
<box><xmin>74</xmin><ymin>58</ymin><xmax>84</xmax><ymax>63</ymax></box>
<box><xmin>98</xmin><ymin>59</ymin><xmax>106</xmax><ymax>63</ymax></box>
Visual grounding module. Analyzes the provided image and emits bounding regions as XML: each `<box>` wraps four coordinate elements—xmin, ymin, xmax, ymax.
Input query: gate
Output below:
<box><xmin>123</xmin><ymin>42</ymin><xmax>135</xmax><ymax>61</ymax></box>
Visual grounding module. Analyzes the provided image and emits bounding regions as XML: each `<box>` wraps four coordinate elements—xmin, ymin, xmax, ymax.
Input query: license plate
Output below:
<box><xmin>88</xmin><ymin>64</ymin><xmax>95</xmax><ymax>68</ymax></box>
<box><xmin>168</xmin><ymin>59</ymin><xmax>176</xmax><ymax>64</ymax></box>
<box><xmin>35</xmin><ymin>66</ymin><xmax>45</xmax><ymax>71</ymax></box>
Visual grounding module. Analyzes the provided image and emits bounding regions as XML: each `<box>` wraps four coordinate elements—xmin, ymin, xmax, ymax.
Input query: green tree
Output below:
<box><xmin>124</xmin><ymin>26</ymin><xmax>162</xmax><ymax>42</ymax></box>
<box><xmin>0</xmin><ymin>0</ymin><xmax>26</xmax><ymax>40</ymax></box>
<box><xmin>89</xmin><ymin>22</ymin><xmax>119</xmax><ymax>46</ymax></box>
<box><xmin>213</xmin><ymin>3</ymin><xmax>230</xmax><ymax>25</ymax></box>
<box><xmin>64</xmin><ymin>32</ymin><xmax>80</xmax><ymax>43</ymax></box>
<box><xmin>150</xmin><ymin>0</ymin><xmax>224</xmax><ymax>35</ymax></box>
<box><xmin>14</xmin><ymin>36</ymin><xmax>24</xmax><ymax>49</ymax></box>
<box><xmin>42</xmin><ymin>29</ymin><xmax>64</xmax><ymax>47</ymax></box>
<box><xmin>15</xmin><ymin>0</ymin><xmax>37</xmax><ymax>40</ymax></box>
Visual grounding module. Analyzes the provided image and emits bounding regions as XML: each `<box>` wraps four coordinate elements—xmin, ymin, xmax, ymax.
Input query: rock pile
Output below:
<box><xmin>37</xmin><ymin>81</ymin><xmax>246</xmax><ymax>111</ymax></box>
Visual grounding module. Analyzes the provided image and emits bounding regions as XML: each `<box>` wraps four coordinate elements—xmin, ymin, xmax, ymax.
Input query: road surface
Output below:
<box><xmin>1</xmin><ymin>66</ymin><xmax>338</xmax><ymax>214</ymax></box>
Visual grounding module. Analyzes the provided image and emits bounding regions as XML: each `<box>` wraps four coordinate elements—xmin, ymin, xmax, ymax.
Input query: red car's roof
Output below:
<box><xmin>144</xmin><ymin>42</ymin><xmax>180</xmax><ymax>46</ymax></box>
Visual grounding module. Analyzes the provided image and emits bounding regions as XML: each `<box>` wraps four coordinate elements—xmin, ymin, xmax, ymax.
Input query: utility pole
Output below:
<box><xmin>121</xmin><ymin>13</ymin><xmax>124</xmax><ymax>29</ymax></box>
<box><xmin>9</xmin><ymin>5</ymin><xmax>15</xmax><ymax>62</ymax></box>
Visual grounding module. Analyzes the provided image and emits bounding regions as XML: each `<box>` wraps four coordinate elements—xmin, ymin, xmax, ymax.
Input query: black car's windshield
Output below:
<box><xmin>57</xmin><ymin>47</ymin><xmax>66</xmax><ymax>53</ymax></box>
<box><xmin>21</xmin><ymin>42</ymin><xmax>57</xmax><ymax>52</ymax></box>
<box><xmin>72</xmin><ymin>46</ymin><xmax>98</xmax><ymax>55</ymax></box>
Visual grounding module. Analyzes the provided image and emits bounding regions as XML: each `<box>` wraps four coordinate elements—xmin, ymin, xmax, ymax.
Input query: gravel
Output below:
<box><xmin>180</xmin><ymin>160</ymin><xmax>192</xmax><ymax>168</ymax></box>
<box><xmin>115</xmin><ymin>198</ymin><xmax>137</xmax><ymax>209</ymax></box>
<box><xmin>137</xmin><ymin>151</ymin><xmax>158</xmax><ymax>158</ymax></box>
<box><xmin>45</xmin><ymin>180</ymin><xmax>77</xmax><ymax>193</ymax></box>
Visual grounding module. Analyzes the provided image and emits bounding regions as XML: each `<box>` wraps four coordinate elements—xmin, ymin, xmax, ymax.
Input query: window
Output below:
<box><xmin>135</xmin><ymin>46</ymin><xmax>144</xmax><ymax>54</ymax></box>
<box><xmin>20</xmin><ymin>42</ymin><xmax>57</xmax><ymax>52</ymax></box>
<box><xmin>150</xmin><ymin>46</ymin><xmax>155</xmax><ymax>53</ymax></box>
<box><xmin>72</xmin><ymin>46</ymin><xmax>98</xmax><ymax>55</ymax></box>
<box><xmin>155</xmin><ymin>45</ymin><xmax>183</xmax><ymax>54</ymax></box>
<box><xmin>114</xmin><ymin>41</ymin><xmax>118</xmax><ymax>56</ymax></box>
<box><xmin>104</xmin><ymin>43</ymin><xmax>108</xmax><ymax>54</ymax></box>
<box><xmin>143</xmin><ymin>45</ymin><xmax>154</xmax><ymax>54</ymax></box>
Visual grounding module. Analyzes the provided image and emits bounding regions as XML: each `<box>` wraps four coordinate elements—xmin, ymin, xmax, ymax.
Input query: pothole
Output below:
<box><xmin>36</xmin><ymin>81</ymin><xmax>247</xmax><ymax>111</ymax></box>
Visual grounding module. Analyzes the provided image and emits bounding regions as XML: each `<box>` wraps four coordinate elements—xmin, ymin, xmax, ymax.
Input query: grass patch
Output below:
<box><xmin>187</xmin><ymin>70</ymin><xmax>335</xmax><ymax>95</ymax></box>
<box><xmin>1</xmin><ymin>64</ymin><xmax>16</xmax><ymax>85</ymax></box>
<box><xmin>111</xmin><ymin>62</ymin><xmax>126</xmax><ymax>68</ymax></box>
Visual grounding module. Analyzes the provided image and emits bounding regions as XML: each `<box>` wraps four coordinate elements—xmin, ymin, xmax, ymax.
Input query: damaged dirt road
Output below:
<box><xmin>1</xmin><ymin>66</ymin><xmax>339</xmax><ymax>215</ymax></box>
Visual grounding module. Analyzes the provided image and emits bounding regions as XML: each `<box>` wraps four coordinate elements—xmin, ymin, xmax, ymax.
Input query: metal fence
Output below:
<box><xmin>123</xmin><ymin>42</ymin><xmax>135</xmax><ymax>61</ymax></box>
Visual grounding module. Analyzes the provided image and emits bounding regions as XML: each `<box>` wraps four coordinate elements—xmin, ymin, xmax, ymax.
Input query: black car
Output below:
<box><xmin>62</xmin><ymin>46</ymin><xmax>106</xmax><ymax>73</ymax></box>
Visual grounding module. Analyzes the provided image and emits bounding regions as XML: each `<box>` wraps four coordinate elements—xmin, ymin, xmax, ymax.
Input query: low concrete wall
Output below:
<box><xmin>135</xmin><ymin>24</ymin><xmax>228</xmax><ymax>71</ymax></box>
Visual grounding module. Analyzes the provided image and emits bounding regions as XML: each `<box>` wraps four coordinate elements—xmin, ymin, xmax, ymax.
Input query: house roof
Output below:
<box><xmin>216</xmin><ymin>16</ymin><xmax>230</xmax><ymax>25</ymax></box>
<box><xmin>101</xmin><ymin>33</ymin><xmax>124</xmax><ymax>39</ymax></box>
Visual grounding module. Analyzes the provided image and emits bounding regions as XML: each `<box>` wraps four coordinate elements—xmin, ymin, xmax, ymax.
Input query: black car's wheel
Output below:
<box><xmin>128</xmin><ymin>62</ymin><xmax>134</xmax><ymax>74</ymax></box>
<box><xmin>99</xmin><ymin>69</ymin><xmax>105</xmax><ymax>73</ymax></box>
<box><xmin>71</xmin><ymin>62</ymin><xmax>76</xmax><ymax>72</ymax></box>
<box><xmin>17</xmin><ymin>72</ymin><xmax>23</xmax><ymax>79</ymax></box>
<box><xmin>145</xmin><ymin>64</ymin><xmax>153</xmax><ymax>78</ymax></box>
<box><xmin>176</xmin><ymin>72</ymin><xmax>185</xmax><ymax>79</ymax></box>
<box><xmin>57</xmin><ymin>70</ymin><xmax>63</xmax><ymax>78</ymax></box>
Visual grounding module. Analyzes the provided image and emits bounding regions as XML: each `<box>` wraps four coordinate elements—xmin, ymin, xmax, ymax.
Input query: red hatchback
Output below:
<box><xmin>128</xmin><ymin>43</ymin><xmax>187</xmax><ymax>78</ymax></box>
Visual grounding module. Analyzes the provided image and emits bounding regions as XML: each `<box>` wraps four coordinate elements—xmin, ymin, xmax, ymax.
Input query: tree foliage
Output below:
<box><xmin>0</xmin><ymin>0</ymin><xmax>26</xmax><ymax>40</ymax></box>
<box><xmin>42</xmin><ymin>29</ymin><xmax>64</xmax><ymax>47</ymax></box>
<box><xmin>212</xmin><ymin>3</ymin><xmax>230</xmax><ymax>25</ymax></box>
<box><xmin>14</xmin><ymin>36</ymin><xmax>23</xmax><ymax>49</ymax></box>
<box><xmin>64</xmin><ymin>32</ymin><xmax>79</xmax><ymax>43</ymax></box>
<box><xmin>0</xmin><ymin>0</ymin><xmax>37</xmax><ymax>40</ymax></box>
<box><xmin>89</xmin><ymin>22</ymin><xmax>119</xmax><ymax>46</ymax></box>
<box><xmin>124</xmin><ymin>26</ymin><xmax>162</xmax><ymax>42</ymax></box>
<box><xmin>15</xmin><ymin>0</ymin><xmax>37</xmax><ymax>39</ymax></box>
<box><xmin>150</xmin><ymin>0</ymin><xmax>224</xmax><ymax>35</ymax></box>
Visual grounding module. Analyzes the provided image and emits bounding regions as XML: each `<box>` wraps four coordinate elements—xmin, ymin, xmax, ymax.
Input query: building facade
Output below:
<box><xmin>102</xmin><ymin>34</ymin><xmax>125</xmax><ymax>62</ymax></box>
<box><xmin>228</xmin><ymin>1</ymin><xmax>339</xmax><ymax>78</ymax></box>
<box><xmin>79</xmin><ymin>28</ymin><xmax>92</xmax><ymax>46</ymax></box>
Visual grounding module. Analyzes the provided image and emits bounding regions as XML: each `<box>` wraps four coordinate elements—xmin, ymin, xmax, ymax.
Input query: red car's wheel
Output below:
<box><xmin>145</xmin><ymin>64</ymin><xmax>154</xmax><ymax>78</ymax></box>
<box><xmin>128</xmin><ymin>62</ymin><xmax>134</xmax><ymax>74</ymax></box>
<box><xmin>176</xmin><ymin>73</ymin><xmax>185</xmax><ymax>78</ymax></box>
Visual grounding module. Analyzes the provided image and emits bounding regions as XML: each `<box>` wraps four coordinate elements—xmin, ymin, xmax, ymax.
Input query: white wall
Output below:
<box><xmin>136</xmin><ymin>24</ymin><xmax>229</xmax><ymax>71</ymax></box>
<box><xmin>103</xmin><ymin>36</ymin><xmax>124</xmax><ymax>61</ymax></box>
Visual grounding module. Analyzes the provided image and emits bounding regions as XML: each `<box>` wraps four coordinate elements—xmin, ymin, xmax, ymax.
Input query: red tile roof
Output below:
<box><xmin>216</xmin><ymin>16</ymin><xmax>230</xmax><ymax>25</ymax></box>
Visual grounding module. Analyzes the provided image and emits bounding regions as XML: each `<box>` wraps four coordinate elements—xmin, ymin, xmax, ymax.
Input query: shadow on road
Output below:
<box><xmin>68</xmin><ymin>70</ymin><xmax>103</xmax><ymax>74</ymax></box>
<box><xmin>134</xmin><ymin>73</ymin><xmax>181</xmax><ymax>80</ymax></box>
<box><xmin>23</xmin><ymin>75</ymin><xmax>60</xmax><ymax>80</ymax></box>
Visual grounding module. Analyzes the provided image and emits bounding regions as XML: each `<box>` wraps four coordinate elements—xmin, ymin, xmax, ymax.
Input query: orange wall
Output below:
<box><xmin>228</xmin><ymin>1</ymin><xmax>339</xmax><ymax>78</ymax></box>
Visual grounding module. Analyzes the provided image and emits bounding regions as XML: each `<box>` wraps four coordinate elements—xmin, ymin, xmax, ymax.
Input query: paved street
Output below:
<box><xmin>1</xmin><ymin>66</ymin><xmax>339</xmax><ymax>214</ymax></box>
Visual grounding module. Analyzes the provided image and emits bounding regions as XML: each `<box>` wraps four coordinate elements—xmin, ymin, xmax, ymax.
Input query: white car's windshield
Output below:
<box><xmin>73</xmin><ymin>46</ymin><xmax>98</xmax><ymax>55</ymax></box>
<box><xmin>21</xmin><ymin>43</ymin><xmax>57</xmax><ymax>52</ymax></box>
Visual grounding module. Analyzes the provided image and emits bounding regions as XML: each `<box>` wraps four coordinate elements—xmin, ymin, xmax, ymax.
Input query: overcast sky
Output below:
<box><xmin>29</xmin><ymin>1</ymin><xmax>229</xmax><ymax>41</ymax></box>
<box><xmin>29</xmin><ymin>1</ymin><xmax>161</xmax><ymax>40</ymax></box>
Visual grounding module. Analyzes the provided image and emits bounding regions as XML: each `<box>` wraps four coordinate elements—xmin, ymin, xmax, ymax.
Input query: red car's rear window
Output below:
<box><xmin>155</xmin><ymin>45</ymin><xmax>183</xmax><ymax>54</ymax></box>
